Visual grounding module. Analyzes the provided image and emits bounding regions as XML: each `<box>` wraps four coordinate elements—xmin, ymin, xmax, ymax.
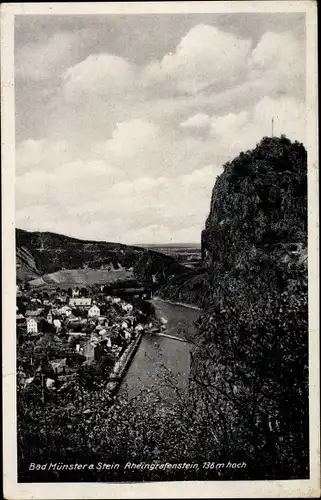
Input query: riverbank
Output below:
<box><xmin>152</xmin><ymin>296</ymin><xmax>201</xmax><ymax>311</ymax></box>
<box><xmin>121</xmin><ymin>298</ymin><xmax>200</xmax><ymax>401</ymax></box>
<box><xmin>105</xmin><ymin>331</ymin><xmax>143</xmax><ymax>395</ymax></box>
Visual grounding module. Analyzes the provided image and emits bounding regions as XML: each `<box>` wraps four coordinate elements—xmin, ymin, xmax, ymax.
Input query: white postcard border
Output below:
<box><xmin>1</xmin><ymin>2</ymin><xmax>319</xmax><ymax>498</ymax></box>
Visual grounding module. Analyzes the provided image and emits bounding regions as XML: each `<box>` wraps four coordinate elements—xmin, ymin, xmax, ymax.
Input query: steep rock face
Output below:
<box><xmin>192</xmin><ymin>136</ymin><xmax>308</xmax><ymax>479</ymax></box>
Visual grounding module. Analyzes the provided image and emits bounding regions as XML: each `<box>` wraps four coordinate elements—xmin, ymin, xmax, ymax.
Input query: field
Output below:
<box><xmin>142</xmin><ymin>244</ymin><xmax>202</xmax><ymax>268</ymax></box>
<box><xmin>28</xmin><ymin>268</ymin><xmax>133</xmax><ymax>289</ymax></box>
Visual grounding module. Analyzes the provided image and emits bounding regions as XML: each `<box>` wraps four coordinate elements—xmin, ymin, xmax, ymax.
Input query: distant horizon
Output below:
<box><xmin>16</xmin><ymin>226</ymin><xmax>201</xmax><ymax>248</ymax></box>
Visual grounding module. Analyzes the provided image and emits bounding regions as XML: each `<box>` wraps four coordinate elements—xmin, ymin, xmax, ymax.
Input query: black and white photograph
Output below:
<box><xmin>1</xmin><ymin>2</ymin><xmax>319</xmax><ymax>498</ymax></box>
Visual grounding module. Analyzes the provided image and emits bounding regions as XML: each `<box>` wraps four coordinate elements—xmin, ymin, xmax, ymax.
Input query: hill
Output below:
<box><xmin>16</xmin><ymin>228</ymin><xmax>186</xmax><ymax>287</ymax></box>
<box><xmin>190</xmin><ymin>136</ymin><xmax>308</xmax><ymax>479</ymax></box>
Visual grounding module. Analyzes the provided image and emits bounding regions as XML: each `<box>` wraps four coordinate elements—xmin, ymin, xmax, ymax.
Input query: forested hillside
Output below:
<box><xmin>16</xmin><ymin>228</ymin><xmax>187</xmax><ymax>288</ymax></box>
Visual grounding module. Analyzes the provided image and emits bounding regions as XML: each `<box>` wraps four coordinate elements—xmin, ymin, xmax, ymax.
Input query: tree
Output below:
<box><xmin>17</xmin><ymin>297</ymin><xmax>27</xmax><ymax>315</ymax></box>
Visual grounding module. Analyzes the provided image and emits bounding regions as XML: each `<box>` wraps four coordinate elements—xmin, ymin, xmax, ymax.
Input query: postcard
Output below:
<box><xmin>1</xmin><ymin>1</ymin><xmax>319</xmax><ymax>498</ymax></box>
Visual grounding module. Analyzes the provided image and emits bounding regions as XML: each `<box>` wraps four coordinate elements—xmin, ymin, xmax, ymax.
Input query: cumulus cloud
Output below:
<box><xmin>16</xmin><ymin>130</ymin><xmax>220</xmax><ymax>244</ymax></box>
<box><xmin>91</xmin><ymin>117</ymin><xmax>216</xmax><ymax>179</ymax></box>
<box><xmin>180</xmin><ymin>113</ymin><xmax>211</xmax><ymax>128</ymax></box>
<box><xmin>211</xmin><ymin>111</ymin><xmax>249</xmax><ymax>138</ymax></box>
<box><xmin>16</xmin><ymin>92</ymin><xmax>305</xmax><ymax>244</ymax></box>
<box><xmin>208</xmin><ymin>96</ymin><xmax>305</xmax><ymax>158</ymax></box>
<box><xmin>142</xmin><ymin>24</ymin><xmax>252</xmax><ymax>94</ymax></box>
<box><xmin>180</xmin><ymin>96</ymin><xmax>305</xmax><ymax>155</ymax></box>
<box><xmin>63</xmin><ymin>53</ymin><xmax>136</xmax><ymax>99</ymax></box>
<box><xmin>248</xmin><ymin>31</ymin><xmax>305</xmax><ymax>98</ymax></box>
<box><xmin>103</xmin><ymin>119</ymin><xmax>159</xmax><ymax>159</ymax></box>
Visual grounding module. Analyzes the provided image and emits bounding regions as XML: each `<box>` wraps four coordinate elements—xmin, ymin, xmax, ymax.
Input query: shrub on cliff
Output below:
<box><xmin>158</xmin><ymin>267</ymin><xmax>210</xmax><ymax>307</ymax></box>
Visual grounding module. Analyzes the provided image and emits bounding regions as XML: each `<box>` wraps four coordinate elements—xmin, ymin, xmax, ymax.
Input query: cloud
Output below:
<box><xmin>180</xmin><ymin>113</ymin><xmax>211</xmax><ymax>128</ymax></box>
<box><xmin>209</xmin><ymin>96</ymin><xmax>305</xmax><ymax>157</ymax></box>
<box><xmin>16</xmin><ymin>133</ymin><xmax>220</xmax><ymax>244</ymax></box>
<box><xmin>16</xmin><ymin>92</ymin><xmax>305</xmax><ymax>244</ymax></box>
<box><xmin>63</xmin><ymin>53</ymin><xmax>136</xmax><ymax>99</ymax></box>
<box><xmin>16</xmin><ymin>139</ymin><xmax>73</xmax><ymax>174</ymax></box>
<box><xmin>142</xmin><ymin>24</ymin><xmax>252</xmax><ymax>94</ymax></box>
<box><xmin>92</xmin><ymin>117</ymin><xmax>217</xmax><ymax>180</ymax></box>
<box><xmin>182</xmin><ymin>165</ymin><xmax>216</xmax><ymax>187</ymax></box>
<box><xmin>15</xmin><ymin>32</ymin><xmax>78</xmax><ymax>81</ymax></box>
<box><xmin>248</xmin><ymin>31</ymin><xmax>305</xmax><ymax>98</ymax></box>
<box><xmin>178</xmin><ymin>95</ymin><xmax>305</xmax><ymax>169</ymax></box>
<box><xmin>15</xmin><ymin>20</ymin><xmax>306</xmax><ymax>244</ymax></box>
<box><xmin>103</xmin><ymin>119</ymin><xmax>159</xmax><ymax>159</ymax></box>
<box><xmin>210</xmin><ymin>110</ymin><xmax>249</xmax><ymax>137</ymax></box>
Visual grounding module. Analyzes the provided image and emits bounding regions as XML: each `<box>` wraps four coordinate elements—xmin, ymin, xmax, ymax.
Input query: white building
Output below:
<box><xmin>53</xmin><ymin>318</ymin><xmax>62</xmax><ymax>331</ymax></box>
<box><xmin>59</xmin><ymin>305</ymin><xmax>72</xmax><ymax>316</ymax></box>
<box><xmin>122</xmin><ymin>303</ymin><xmax>133</xmax><ymax>313</ymax></box>
<box><xmin>69</xmin><ymin>297</ymin><xmax>92</xmax><ymax>309</ymax></box>
<box><xmin>26</xmin><ymin>317</ymin><xmax>38</xmax><ymax>334</ymax></box>
<box><xmin>88</xmin><ymin>305</ymin><xmax>100</xmax><ymax>318</ymax></box>
<box><xmin>47</xmin><ymin>312</ymin><xmax>53</xmax><ymax>323</ymax></box>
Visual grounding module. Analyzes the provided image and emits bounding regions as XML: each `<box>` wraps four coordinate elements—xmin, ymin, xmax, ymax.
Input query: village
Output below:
<box><xmin>16</xmin><ymin>282</ymin><xmax>163</xmax><ymax>396</ymax></box>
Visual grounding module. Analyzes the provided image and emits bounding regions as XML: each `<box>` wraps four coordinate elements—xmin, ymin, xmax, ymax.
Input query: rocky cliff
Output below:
<box><xmin>191</xmin><ymin>136</ymin><xmax>308</xmax><ymax>479</ymax></box>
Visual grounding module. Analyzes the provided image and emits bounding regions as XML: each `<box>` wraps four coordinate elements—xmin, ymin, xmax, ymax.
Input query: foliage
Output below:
<box><xmin>133</xmin><ymin>251</ymin><xmax>186</xmax><ymax>289</ymax></box>
<box><xmin>158</xmin><ymin>267</ymin><xmax>210</xmax><ymax>307</ymax></box>
<box><xmin>17</xmin><ymin>362</ymin><xmax>247</xmax><ymax>482</ymax></box>
<box><xmin>194</xmin><ymin>136</ymin><xmax>308</xmax><ymax>479</ymax></box>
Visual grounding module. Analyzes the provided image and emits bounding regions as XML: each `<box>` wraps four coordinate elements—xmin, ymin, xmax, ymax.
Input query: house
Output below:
<box><xmin>69</xmin><ymin>298</ymin><xmax>92</xmax><ymax>309</ymax></box>
<box><xmin>88</xmin><ymin>305</ymin><xmax>100</xmax><ymax>318</ymax></box>
<box><xmin>66</xmin><ymin>314</ymin><xmax>79</xmax><ymax>323</ymax></box>
<box><xmin>26</xmin><ymin>317</ymin><xmax>38</xmax><ymax>334</ymax></box>
<box><xmin>50</xmin><ymin>358</ymin><xmax>68</xmax><ymax>375</ymax></box>
<box><xmin>60</xmin><ymin>293</ymin><xmax>68</xmax><ymax>304</ymax></box>
<box><xmin>16</xmin><ymin>313</ymin><xmax>26</xmax><ymax>326</ymax></box>
<box><xmin>121</xmin><ymin>302</ymin><xmax>134</xmax><ymax>313</ymax></box>
<box><xmin>53</xmin><ymin>318</ymin><xmax>62</xmax><ymax>331</ymax></box>
<box><xmin>59</xmin><ymin>305</ymin><xmax>72</xmax><ymax>317</ymax></box>
<box><xmin>25</xmin><ymin>308</ymin><xmax>43</xmax><ymax>317</ymax></box>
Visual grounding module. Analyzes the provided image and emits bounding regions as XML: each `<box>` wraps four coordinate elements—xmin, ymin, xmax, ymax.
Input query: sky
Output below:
<box><xmin>15</xmin><ymin>13</ymin><xmax>306</xmax><ymax>244</ymax></box>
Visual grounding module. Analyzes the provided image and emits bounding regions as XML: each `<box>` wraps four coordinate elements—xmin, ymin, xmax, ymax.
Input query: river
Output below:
<box><xmin>120</xmin><ymin>298</ymin><xmax>200</xmax><ymax>404</ymax></box>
